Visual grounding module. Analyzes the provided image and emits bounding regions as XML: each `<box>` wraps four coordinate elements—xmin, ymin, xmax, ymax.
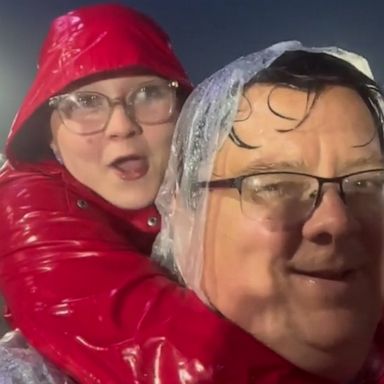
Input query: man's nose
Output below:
<box><xmin>302</xmin><ymin>187</ymin><xmax>361</xmax><ymax>242</ymax></box>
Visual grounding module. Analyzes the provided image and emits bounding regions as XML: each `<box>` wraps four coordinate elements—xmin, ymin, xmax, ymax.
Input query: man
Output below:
<box><xmin>154</xmin><ymin>41</ymin><xmax>384</xmax><ymax>383</ymax></box>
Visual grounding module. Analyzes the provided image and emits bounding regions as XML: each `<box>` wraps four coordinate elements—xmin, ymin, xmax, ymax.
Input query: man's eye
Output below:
<box><xmin>308</xmin><ymin>189</ymin><xmax>318</xmax><ymax>200</ymax></box>
<box><xmin>351</xmin><ymin>178</ymin><xmax>384</xmax><ymax>191</ymax></box>
<box><xmin>250</xmin><ymin>182</ymin><xmax>301</xmax><ymax>199</ymax></box>
<box><xmin>258</xmin><ymin>183</ymin><xmax>282</xmax><ymax>193</ymax></box>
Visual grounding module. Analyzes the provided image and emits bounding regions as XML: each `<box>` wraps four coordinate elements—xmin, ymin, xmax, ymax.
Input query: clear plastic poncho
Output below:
<box><xmin>0</xmin><ymin>330</ymin><xmax>74</xmax><ymax>383</ymax></box>
<box><xmin>152</xmin><ymin>40</ymin><xmax>376</xmax><ymax>300</ymax></box>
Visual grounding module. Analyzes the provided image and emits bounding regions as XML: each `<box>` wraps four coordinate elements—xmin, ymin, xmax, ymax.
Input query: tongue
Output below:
<box><xmin>113</xmin><ymin>158</ymin><xmax>148</xmax><ymax>180</ymax></box>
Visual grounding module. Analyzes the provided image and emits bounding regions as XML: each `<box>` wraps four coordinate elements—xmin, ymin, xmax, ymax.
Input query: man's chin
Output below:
<box><xmin>297</xmin><ymin>309</ymin><xmax>379</xmax><ymax>353</ymax></box>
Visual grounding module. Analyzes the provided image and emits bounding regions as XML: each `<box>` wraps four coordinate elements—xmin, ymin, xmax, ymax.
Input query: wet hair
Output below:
<box><xmin>229</xmin><ymin>51</ymin><xmax>384</xmax><ymax>150</ymax></box>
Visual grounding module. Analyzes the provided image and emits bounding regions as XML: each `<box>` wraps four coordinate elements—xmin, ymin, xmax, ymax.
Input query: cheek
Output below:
<box><xmin>58</xmin><ymin>132</ymin><xmax>103</xmax><ymax>163</ymax></box>
<box><xmin>365</xmin><ymin>217</ymin><xmax>384</xmax><ymax>244</ymax></box>
<box><xmin>143</xmin><ymin>124</ymin><xmax>174</xmax><ymax>156</ymax></box>
<box><xmin>203</xmin><ymin>193</ymin><xmax>293</xmax><ymax>300</ymax></box>
<box><xmin>361</xmin><ymin>218</ymin><xmax>384</xmax><ymax>277</ymax></box>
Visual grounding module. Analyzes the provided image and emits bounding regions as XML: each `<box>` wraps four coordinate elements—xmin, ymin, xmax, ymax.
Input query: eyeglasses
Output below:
<box><xmin>198</xmin><ymin>169</ymin><xmax>384</xmax><ymax>229</ymax></box>
<box><xmin>49</xmin><ymin>80</ymin><xmax>179</xmax><ymax>135</ymax></box>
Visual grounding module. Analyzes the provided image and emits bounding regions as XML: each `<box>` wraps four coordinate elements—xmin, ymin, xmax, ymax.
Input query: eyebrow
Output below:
<box><xmin>340</xmin><ymin>154</ymin><xmax>384</xmax><ymax>172</ymax></box>
<box><xmin>238</xmin><ymin>155</ymin><xmax>384</xmax><ymax>176</ymax></box>
<box><xmin>238</xmin><ymin>160</ymin><xmax>306</xmax><ymax>175</ymax></box>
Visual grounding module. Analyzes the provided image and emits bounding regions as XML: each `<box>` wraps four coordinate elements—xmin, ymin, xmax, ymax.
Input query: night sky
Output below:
<box><xmin>0</xmin><ymin>0</ymin><xmax>383</xmax><ymax>149</ymax></box>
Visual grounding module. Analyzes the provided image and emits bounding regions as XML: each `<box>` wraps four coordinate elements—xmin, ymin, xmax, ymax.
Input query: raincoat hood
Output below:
<box><xmin>153</xmin><ymin>40</ymin><xmax>380</xmax><ymax>299</ymax></box>
<box><xmin>6</xmin><ymin>3</ymin><xmax>191</xmax><ymax>164</ymax></box>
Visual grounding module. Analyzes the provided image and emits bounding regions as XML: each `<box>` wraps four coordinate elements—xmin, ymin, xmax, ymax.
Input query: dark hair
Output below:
<box><xmin>230</xmin><ymin>51</ymin><xmax>384</xmax><ymax>150</ymax></box>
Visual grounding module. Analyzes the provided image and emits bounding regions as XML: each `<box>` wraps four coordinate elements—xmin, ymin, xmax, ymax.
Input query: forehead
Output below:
<box><xmin>74</xmin><ymin>74</ymin><xmax>164</xmax><ymax>93</ymax></box>
<box><xmin>213</xmin><ymin>84</ymin><xmax>381</xmax><ymax>176</ymax></box>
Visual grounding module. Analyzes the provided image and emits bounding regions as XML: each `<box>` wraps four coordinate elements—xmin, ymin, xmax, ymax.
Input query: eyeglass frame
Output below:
<box><xmin>48</xmin><ymin>79</ymin><xmax>179</xmax><ymax>134</ymax></box>
<box><xmin>197</xmin><ymin>168</ymin><xmax>384</xmax><ymax>218</ymax></box>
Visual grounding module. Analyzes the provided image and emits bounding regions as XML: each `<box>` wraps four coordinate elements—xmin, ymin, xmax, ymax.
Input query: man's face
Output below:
<box><xmin>202</xmin><ymin>84</ymin><xmax>384</xmax><ymax>376</ymax></box>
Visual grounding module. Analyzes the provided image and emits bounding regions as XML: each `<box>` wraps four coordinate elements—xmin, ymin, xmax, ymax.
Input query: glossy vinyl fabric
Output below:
<box><xmin>0</xmin><ymin>160</ymin><xmax>344</xmax><ymax>384</ymax></box>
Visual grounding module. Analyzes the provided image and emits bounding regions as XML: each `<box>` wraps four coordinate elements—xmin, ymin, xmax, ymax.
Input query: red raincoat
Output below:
<box><xmin>0</xmin><ymin>160</ymin><xmax>343</xmax><ymax>383</ymax></box>
<box><xmin>0</xmin><ymin>3</ymin><xmax>382</xmax><ymax>384</ymax></box>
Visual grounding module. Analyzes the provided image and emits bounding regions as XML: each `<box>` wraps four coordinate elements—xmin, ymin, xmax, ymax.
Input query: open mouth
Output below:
<box><xmin>109</xmin><ymin>155</ymin><xmax>149</xmax><ymax>180</ymax></box>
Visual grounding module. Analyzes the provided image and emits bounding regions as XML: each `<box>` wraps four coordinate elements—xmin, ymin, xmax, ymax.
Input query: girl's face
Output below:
<box><xmin>50</xmin><ymin>75</ymin><xmax>178</xmax><ymax>209</ymax></box>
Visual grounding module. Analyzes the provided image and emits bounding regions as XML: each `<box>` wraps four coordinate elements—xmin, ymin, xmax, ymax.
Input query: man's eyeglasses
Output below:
<box><xmin>198</xmin><ymin>169</ymin><xmax>384</xmax><ymax>229</ymax></box>
<box><xmin>49</xmin><ymin>80</ymin><xmax>179</xmax><ymax>135</ymax></box>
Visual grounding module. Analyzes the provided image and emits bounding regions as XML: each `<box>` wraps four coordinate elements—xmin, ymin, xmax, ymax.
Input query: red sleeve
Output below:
<box><xmin>0</xmin><ymin>170</ymin><xmax>237</xmax><ymax>383</ymax></box>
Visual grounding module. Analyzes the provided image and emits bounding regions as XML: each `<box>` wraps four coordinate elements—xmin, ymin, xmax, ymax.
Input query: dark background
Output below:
<box><xmin>0</xmin><ymin>0</ymin><xmax>383</xmax><ymax>149</ymax></box>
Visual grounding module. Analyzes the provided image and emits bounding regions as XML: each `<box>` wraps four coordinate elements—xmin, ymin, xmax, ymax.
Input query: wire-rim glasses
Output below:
<box><xmin>198</xmin><ymin>169</ymin><xmax>384</xmax><ymax>228</ymax></box>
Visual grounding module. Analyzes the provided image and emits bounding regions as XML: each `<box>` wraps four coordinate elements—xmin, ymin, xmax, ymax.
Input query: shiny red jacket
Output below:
<box><xmin>0</xmin><ymin>160</ymin><xmax>347</xmax><ymax>384</ymax></box>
